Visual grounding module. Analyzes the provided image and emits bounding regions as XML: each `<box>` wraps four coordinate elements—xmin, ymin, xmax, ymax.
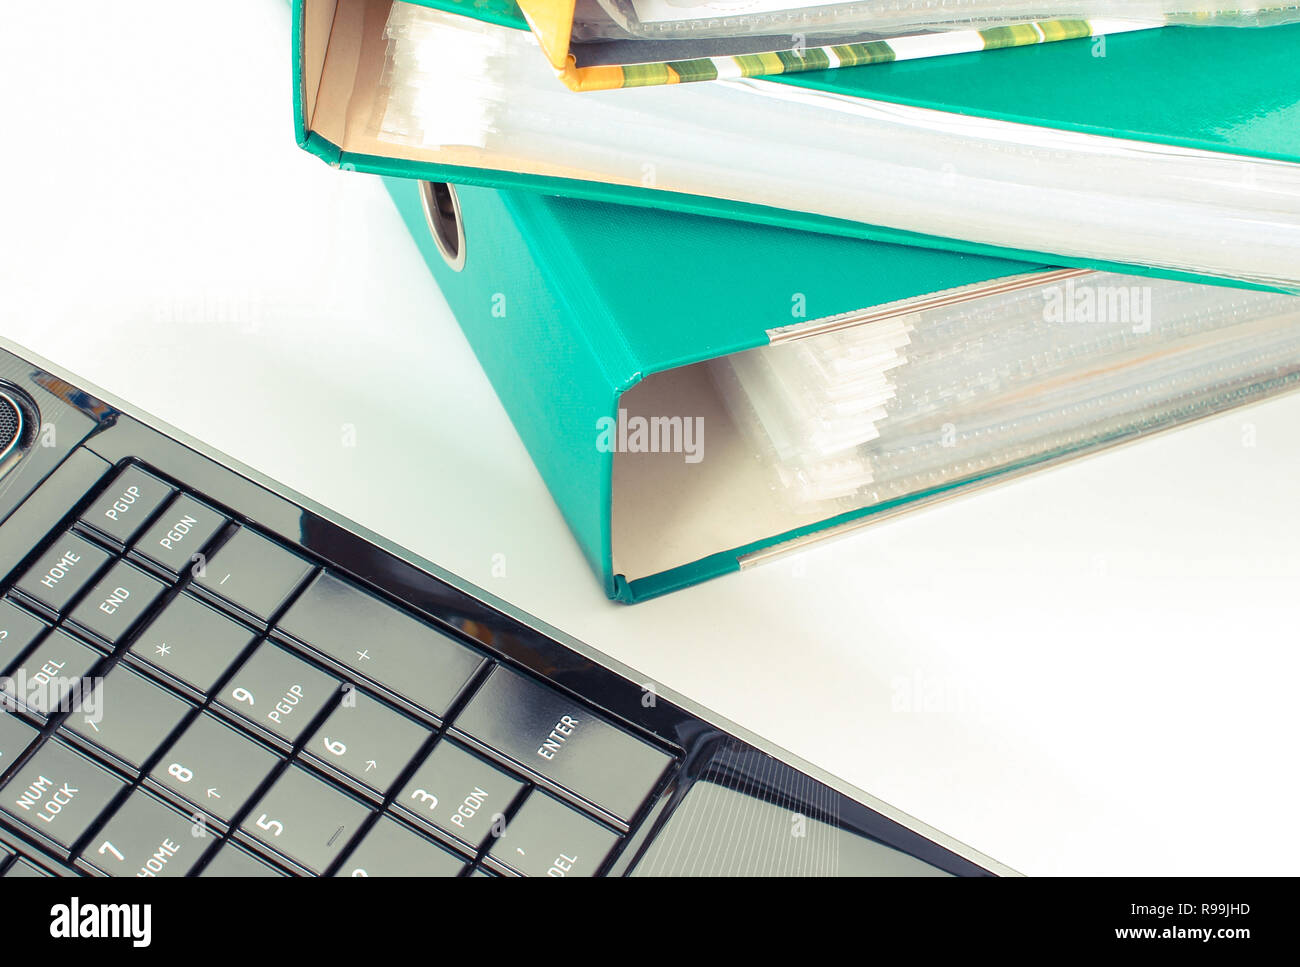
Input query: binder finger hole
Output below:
<box><xmin>419</xmin><ymin>181</ymin><xmax>466</xmax><ymax>272</ymax></box>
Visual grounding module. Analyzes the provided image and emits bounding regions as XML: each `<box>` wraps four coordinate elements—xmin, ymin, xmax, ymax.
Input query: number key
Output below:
<box><xmin>200</xmin><ymin>843</ymin><xmax>286</xmax><ymax>877</ymax></box>
<box><xmin>335</xmin><ymin>815</ymin><xmax>465</xmax><ymax>877</ymax></box>
<box><xmin>304</xmin><ymin>690</ymin><xmax>429</xmax><ymax>794</ymax></box>
<box><xmin>216</xmin><ymin>642</ymin><xmax>340</xmax><ymax>746</ymax></box>
<box><xmin>396</xmin><ymin>739</ymin><xmax>524</xmax><ymax>850</ymax></box>
<box><xmin>150</xmin><ymin>713</ymin><xmax>279</xmax><ymax>825</ymax></box>
<box><xmin>240</xmin><ymin>765</ymin><xmax>369</xmax><ymax>875</ymax></box>
<box><xmin>83</xmin><ymin>790</ymin><xmax>203</xmax><ymax>877</ymax></box>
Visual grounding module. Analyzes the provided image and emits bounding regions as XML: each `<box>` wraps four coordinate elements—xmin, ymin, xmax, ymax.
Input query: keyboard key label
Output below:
<box><xmin>267</xmin><ymin>685</ymin><xmax>304</xmax><ymax>729</ymax></box>
<box><xmin>1</xmin><ymin>632</ymin><xmax>101</xmax><ymax>719</ymax></box>
<box><xmin>550</xmin><ymin>854</ymin><xmax>579</xmax><ymax>876</ymax></box>
<box><xmin>159</xmin><ymin>514</ymin><xmax>199</xmax><ymax>555</ymax></box>
<box><xmin>105</xmin><ymin>485</ymin><xmax>143</xmax><ymax>523</ymax></box>
<box><xmin>70</xmin><ymin>561</ymin><xmax>166</xmax><ymax>644</ymax></box>
<box><xmin>40</xmin><ymin>549</ymin><xmax>80</xmax><ymax>589</ymax></box>
<box><xmin>537</xmin><ymin>714</ymin><xmax>579</xmax><ymax>762</ymax></box>
<box><xmin>82</xmin><ymin>465</ymin><xmax>172</xmax><ymax>545</ymax></box>
<box><xmin>15</xmin><ymin>533</ymin><xmax>110</xmax><ymax>612</ymax></box>
<box><xmin>136</xmin><ymin>494</ymin><xmax>227</xmax><ymax>575</ymax></box>
<box><xmin>0</xmin><ymin>601</ymin><xmax>45</xmax><ymax>666</ymax></box>
<box><xmin>12</xmin><ymin>775</ymin><xmax>80</xmax><ymax>827</ymax></box>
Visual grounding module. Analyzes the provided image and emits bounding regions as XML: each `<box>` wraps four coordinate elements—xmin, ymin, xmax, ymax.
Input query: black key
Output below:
<box><xmin>0</xmin><ymin>600</ymin><xmax>47</xmax><ymax>672</ymax></box>
<box><xmin>14</xmin><ymin>531</ymin><xmax>111</xmax><ymax>614</ymax></box>
<box><xmin>3</xmin><ymin>858</ymin><xmax>50</xmax><ymax>877</ymax></box>
<box><xmin>0</xmin><ymin>712</ymin><xmax>39</xmax><ymax>772</ymax></box>
<box><xmin>335</xmin><ymin>815</ymin><xmax>465</xmax><ymax>877</ymax></box>
<box><xmin>80</xmin><ymin>466</ymin><xmax>172</xmax><ymax>546</ymax></box>
<box><xmin>395</xmin><ymin>739</ymin><xmax>523</xmax><ymax>850</ymax></box>
<box><xmin>0</xmin><ymin>740</ymin><xmax>125</xmax><ymax>851</ymax></box>
<box><xmin>194</xmin><ymin>528</ymin><xmax>313</xmax><ymax>623</ymax></box>
<box><xmin>1</xmin><ymin>630</ymin><xmax>101</xmax><ymax>719</ymax></box>
<box><xmin>200</xmin><ymin>843</ymin><xmax>286</xmax><ymax>877</ymax></box>
<box><xmin>240</xmin><ymin>765</ymin><xmax>369</xmax><ymax>875</ymax></box>
<box><xmin>130</xmin><ymin>593</ymin><xmax>254</xmax><ymax>693</ymax></box>
<box><xmin>150</xmin><ymin>713</ymin><xmax>278</xmax><ymax>825</ymax></box>
<box><xmin>304</xmin><ymin>690</ymin><xmax>429</xmax><ymax>794</ymax></box>
<box><xmin>134</xmin><ymin>493</ymin><xmax>226</xmax><ymax>577</ymax></box>
<box><xmin>83</xmin><ymin>789</ymin><xmax>204</xmax><ymax>877</ymax></box>
<box><xmin>452</xmin><ymin>667</ymin><xmax>670</xmax><ymax>823</ymax></box>
<box><xmin>216</xmin><ymin>642</ymin><xmax>341</xmax><ymax>745</ymax></box>
<box><xmin>0</xmin><ymin>449</ymin><xmax>110</xmax><ymax>584</ymax></box>
<box><xmin>67</xmin><ymin>561</ymin><xmax>167</xmax><ymax>645</ymax></box>
<box><xmin>65</xmin><ymin>664</ymin><xmax>190</xmax><ymax>772</ymax></box>
<box><xmin>278</xmin><ymin>572</ymin><xmax>484</xmax><ymax>718</ymax></box>
<box><xmin>489</xmin><ymin>791</ymin><xmax>618</xmax><ymax>877</ymax></box>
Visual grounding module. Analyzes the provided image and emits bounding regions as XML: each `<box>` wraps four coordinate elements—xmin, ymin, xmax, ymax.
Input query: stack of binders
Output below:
<box><xmin>292</xmin><ymin>0</ymin><xmax>1300</xmax><ymax>601</ymax></box>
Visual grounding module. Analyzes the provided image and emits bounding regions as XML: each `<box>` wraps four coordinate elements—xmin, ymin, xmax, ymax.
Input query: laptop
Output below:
<box><xmin>0</xmin><ymin>337</ymin><xmax>1008</xmax><ymax>877</ymax></box>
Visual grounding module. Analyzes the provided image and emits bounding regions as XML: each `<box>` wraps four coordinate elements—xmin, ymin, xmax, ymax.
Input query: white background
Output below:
<box><xmin>2</xmin><ymin>0</ymin><xmax>1298</xmax><ymax>875</ymax></box>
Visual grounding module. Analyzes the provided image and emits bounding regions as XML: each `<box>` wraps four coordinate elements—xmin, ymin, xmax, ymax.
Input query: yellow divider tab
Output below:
<box><xmin>515</xmin><ymin>0</ymin><xmax>578</xmax><ymax>70</ymax></box>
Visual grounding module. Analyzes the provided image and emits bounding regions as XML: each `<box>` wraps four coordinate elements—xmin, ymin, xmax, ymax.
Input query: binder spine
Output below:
<box><xmin>384</xmin><ymin>177</ymin><xmax>631</xmax><ymax>594</ymax></box>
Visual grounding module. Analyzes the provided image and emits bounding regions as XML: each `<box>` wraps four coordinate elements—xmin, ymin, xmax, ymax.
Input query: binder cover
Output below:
<box><xmin>391</xmin><ymin>178</ymin><xmax>1300</xmax><ymax>602</ymax></box>
<box><xmin>295</xmin><ymin>1</ymin><xmax>1300</xmax><ymax>291</ymax></box>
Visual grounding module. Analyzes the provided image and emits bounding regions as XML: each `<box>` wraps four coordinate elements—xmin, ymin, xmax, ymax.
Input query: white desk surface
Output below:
<box><xmin>3</xmin><ymin>1</ymin><xmax>1297</xmax><ymax>876</ymax></box>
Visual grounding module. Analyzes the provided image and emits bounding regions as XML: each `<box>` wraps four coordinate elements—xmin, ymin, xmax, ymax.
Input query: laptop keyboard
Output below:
<box><xmin>0</xmin><ymin>459</ymin><xmax>673</xmax><ymax>877</ymax></box>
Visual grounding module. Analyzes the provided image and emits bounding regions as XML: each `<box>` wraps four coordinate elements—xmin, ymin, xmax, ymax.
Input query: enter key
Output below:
<box><xmin>450</xmin><ymin>667</ymin><xmax>671</xmax><ymax>824</ymax></box>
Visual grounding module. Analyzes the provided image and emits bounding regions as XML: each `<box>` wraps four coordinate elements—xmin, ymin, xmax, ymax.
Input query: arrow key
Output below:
<box><xmin>65</xmin><ymin>664</ymin><xmax>190</xmax><ymax>773</ymax></box>
<box><xmin>303</xmin><ymin>690</ymin><xmax>429</xmax><ymax>795</ymax></box>
<box><xmin>148</xmin><ymin>712</ymin><xmax>279</xmax><ymax>826</ymax></box>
